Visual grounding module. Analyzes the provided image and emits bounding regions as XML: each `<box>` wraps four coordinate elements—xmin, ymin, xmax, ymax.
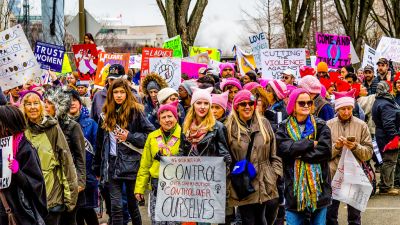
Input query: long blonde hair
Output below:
<box><xmin>225</xmin><ymin>108</ymin><xmax>271</xmax><ymax>144</ymax></box>
<box><xmin>183</xmin><ymin>104</ymin><xmax>216</xmax><ymax>135</ymax></box>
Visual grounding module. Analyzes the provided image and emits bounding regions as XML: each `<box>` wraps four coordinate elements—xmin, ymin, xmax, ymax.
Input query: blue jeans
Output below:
<box><xmin>286</xmin><ymin>207</ymin><xmax>327</xmax><ymax>225</ymax></box>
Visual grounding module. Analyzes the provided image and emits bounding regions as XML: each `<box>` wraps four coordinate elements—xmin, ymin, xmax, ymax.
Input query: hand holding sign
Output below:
<box><xmin>8</xmin><ymin>155</ymin><xmax>18</xmax><ymax>174</ymax></box>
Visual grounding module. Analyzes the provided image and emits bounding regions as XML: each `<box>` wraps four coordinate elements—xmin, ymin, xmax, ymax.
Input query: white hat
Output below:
<box><xmin>157</xmin><ymin>87</ymin><xmax>178</xmax><ymax>104</ymax></box>
<box><xmin>282</xmin><ymin>69</ymin><xmax>295</xmax><ymax>76</ymax></box>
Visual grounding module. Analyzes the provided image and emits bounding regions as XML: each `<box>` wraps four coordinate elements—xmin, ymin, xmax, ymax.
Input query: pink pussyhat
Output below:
<box><xmin>243</xmin><ymin>82</ymin><xmax>262</xmax><ymax>92</ymax></box>
<box><xmin>233</xmin><ymin>90</ymin><xmax>256</xmax><ymax>110</ymax></box>
<box><xmin>333</xmin><ymin>89</ymin><xmax>356</xmax><ymax>111</ymax></box>
<box><xmin>157</xmin><ymin>100</ymin><xmax>179</xmax><ymax>119</ymax></box>
<box><xmin>219</xmin><ymin>62</ymin><xmax>235</xmax><ymax>77</ymax></box>
<box><xmin>286</xmin><ymin>88</ymin><xmax>310</xmax><ymax>115</ymax></box>
<box><xmin>211</xmin><ymin>91</ymin><xmax>229</xmax><ymax>109</ymax></box>
<box><xmin>220</xmin><ymin>78</ymin><xmax>242</xmax><ymax>91</ymax></box>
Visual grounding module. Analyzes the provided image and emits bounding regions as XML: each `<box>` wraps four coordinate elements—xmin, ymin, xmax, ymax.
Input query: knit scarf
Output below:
<box><xmin>186</xmin><ymin>120</ymin><xmax>208</xmax><ymax>155</ymax></box>
<box><xmin>286</xmin><ymin>115</ymin><xmax>323</xmax><ymax>212</ymax></box>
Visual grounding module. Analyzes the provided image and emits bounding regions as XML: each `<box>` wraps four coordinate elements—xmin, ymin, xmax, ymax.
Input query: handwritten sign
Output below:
<box><xmin>181</xmin><ymin>61</ymin><xmax>207</xmax><ymax>79</ymax></box>
<box><xmin>260</xmin><ymin>48</ymin><xmax>306</xmax><ymax>79</ymax></box>
<box><xmin>362</xmin><ymin>44</ymin><xmax>376</xmax><ymax>73</ymax></box>
<box><xmin>190</xmin><ymin>46</ymin><xmax>220</xmax><ymax>61</ymax></box>
<box><xmin>0</xmin><ymin>136</ymin><xmax>12</xmax><ymax>189</ymax></box>
<box><xmin>149</xmin><ymin>57</ymin><xmax>181</xmax><ymax>90</ymax></box>
<box><xmin>141</xmin><ymin>47</ymin><xmax>173</xmax><ymax>76</ymax></box>
<box><xmin>376</xmin><ymin>36</ymin><xmax>400</xmax><ymax>62</ymax></box>
<box><xmin>129</xmin><ymin>55</ymin><xmax>141</xmax><ymax>69</ymax></box>
<box><xmin>315</xmin><ymin>33</ymin><xmax>351</xmax><ymax>69</ymax></box>
<box><xmin>34</xmin><ymin>41</ymin><xmax>65</xmax><ymax>72</ymax></box>
<box><xmin>155</xmin><ymin>157</ymin><xmax>226</xmax><ymax>223</ymax></box>
<box><xmin>71</xmin><ymin>44</ymin><xmax>99</xmax><ymax>81</ymax></box>
<box><xmin>95</xmin><ymin>52</ymin><xmax>130</xmax><ymax>86</ymax></box>
<box><xmin>249</xmin><ymin>32</ymin><xmax>269</xmax><ymax>69</ymax></box>
<box><xmin>0</xmin><ymin>25</ymin><xmax>42</xmax><ymax>91</ymax></box>
<box><xmin>163</xmin><ymin>35</ymin><xmax>183</xmax><ymax>58</ymax></box>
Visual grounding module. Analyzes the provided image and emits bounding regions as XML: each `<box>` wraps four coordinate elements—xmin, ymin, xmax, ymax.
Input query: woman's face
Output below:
<box><xmin>25</xmin><ymin>96</ymin><xmax>42</xmax><ymax>122</ymax></box>
<box><xmin>159</xmin><ymin>110</ymin><xmax>177</xmax><ymax>132</ymax></box>
<box><xmin>165</xmin><ymin>94</ymin><xmax>179</xmax><ymax>104</ymax></box>
<box><xmin>237</xmin><ymin>100</ymin><xmax>255</xmax><ymax>122</ymax></box>
<box><xmin>341</xmin><ymin>67</ymin><xmax>348</xmax><ymax>78</ymax></box>
<box><xmin>149</xmin><ymin>89</ymin><xmax>159</xmax><ymax>103</ymax></box>
<box><xmin>194</xmin><ymin>99</ymin><xmax>210</xmax><ymax>119</ymax></box>
<box><xmin>178</xmin><ymin>86</ymin><xmax>188</xmax><ymax>99</ymax></box>
<box><xmin>265</xmin><ymin>84</ymin><xmax>275</xmax><ymax>104</ymax></box>
<box><xmin>294</xmin><ymin>93</ymin><xmax>312</xmax><ymax>117</ymax></box>
<box><xmin>242</xmin><ymin>75</ymin><xmax>251</xmax><ymax>84</ymax></box>
<box><xmin>227</xmin><ymin>86</ymin><xmax>239</xmax><ymax>103</ymax></box>
<box><xmin>113</xmin><ymin>87</ymin><xmax>127</xmax><ymax>105</ymax></box>
<box><xmin>44</xmin><ymin>100</ymin><xmax>56</xmax><ymax>117</ymax></box>
<box><xmin>67</xmin><ymin>74</ymin><xmax>77</xmax><ymax>85</ymax></box>
<box><xmin>211</xmin><ymin>104</ymin><xmax>225</xmax><ymax>120</ymax></box>
<box><xmin>69</xmin><ymin>98</ymin><xmax>81</xmax><ymax>116</ymax></box>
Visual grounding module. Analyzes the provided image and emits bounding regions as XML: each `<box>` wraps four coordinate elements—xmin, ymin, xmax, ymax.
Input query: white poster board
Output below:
<box><xmin>0</xmin><ymin>25</ymin><xmax>41</xmax><ymax>91</ymax></box>
<box><xmin>149</xmin><ymin>57</ymin><xmax>181</xmax><ymax>90</ymax></box>
<box><xmin>0</xmin><ymin>136</ymin><xmax>13</xmax><ymax>189</ymax></box>
<box><xmin>260</xmin><ymin>48</ymin><xmax>306</xmax><ymax>79</ymax></box>
<box><xmin>129</xmin><ymin>55</ymin><xmax>142</xmax><ymax>69</ymax></box>
<box><xmin>362</xmin><ymin>44</ymin><xmax>376</xmax><ymax>72</ymax></box>
<box><xmin>155</xmin><ymin>157</ymin><xmax>226</xmax><ymax>224</ymax></box>
<box><xmin>249</xmin><ymin>32</ymin><xmax>269</xmax><ymax>69</ymax></box>
<box><xmin>350</xmin><ymin>42</ymin><xmax>360</xmax><ymax>64</ymax></box>
<box><xmin>376</xmin><ymin>36</ymin><xmax>400</xmax><ymax>62</ymax></box>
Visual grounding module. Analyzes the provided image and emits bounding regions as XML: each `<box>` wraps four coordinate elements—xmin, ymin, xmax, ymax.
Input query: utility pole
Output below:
<box><xmin>79</xmin><ymin>0</ymin><xmax>85</xmax><ymax>43</ymax></box>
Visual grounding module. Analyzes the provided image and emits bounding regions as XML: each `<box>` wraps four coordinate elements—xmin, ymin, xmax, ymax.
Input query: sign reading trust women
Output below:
<box><xmin>155</xmin><ymin>157</ymin><xmax>226</xmax><ymax>224</ymax></box>
<box><xmin>315</xmin><ymin>32</ymin><xmax>351</xmax><ymax>69</ymax></box>
<box><xmin>34</xmin><ymin>41</ymin><xmax>65</xmax><ymax>72</ymax></box>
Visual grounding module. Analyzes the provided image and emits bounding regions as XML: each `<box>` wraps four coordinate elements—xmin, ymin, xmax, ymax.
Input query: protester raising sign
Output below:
<box><xmin>0</xmin><ymin>25</ymin><xmax>42</xmax><ymax>91</ymax></box>
<box><xmin>141</xmin><ymin>47</ymin><xmax>173</xmax><ymax>76</ymax></box>
<box><xmin>163</xmin><ymin>35</ymin><xmax>183</xmax><ymax>58</ymax></box>
<box><xmin>260</xmin><ymin>48</ymin><xmax>306</xmax><ymax>80</ymax></box>
<box><xmin>362</xmin><ymin>44</ymin><xmax>376</xmax><ymax>71</ymax></box>
<box><xmin>149</xmin><ymin>57</ymin><xmax>181</xmax><ymax>90</ymax></box>
<box><xmin>315</xmin><ymin>33</ymin><xmax>351</xmax><ymax>69</ymax></box>
<box><xmin>95</xmin><ymin>52</ymin><xmax>130</xmax><ymax>86</ymax></box>
<box><xmin>34</xmin><ymin>41</ymin><xmax>65</xmax><ymax>72</ymax></box>
<box><xmin>181</xmin><ymin>61</ymin><xmax>208</xmax><ymax>79</ymax></box>
<box><xmin>0</xmin><ymin>136</ymin><xmax>13</xmax><ymax>189</ymax></box>
<box><xmin>155</xmin><ymin>157</ymin><xmax>226</xmax><ymax>224</ymax></box>
<box><xmin>71</xmin><ymin>44</ymin><xmax>99</xmax><ymax>81</ymax></box>
<box><xmin>129</xmin><ymin>55</ymin><xmax>141</xmax><ymax>69</ymax></box>
<box><xmin>376</xmin><ymin>36</ymin><xmax>400</xmax><ymax>62</ymax></box>
<box><xmin>249</xmin><ymin>32</ymin><xmax>269</xmax><ymax>69</ymax></box>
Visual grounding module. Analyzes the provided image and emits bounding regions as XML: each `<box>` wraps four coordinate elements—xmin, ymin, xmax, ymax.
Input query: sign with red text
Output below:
<box><xmin>0</xmin><ymin>136</ymin><xmax>13</xmax><ymax>189</ymax></box>
<box><xmin>315</xmin><ymin>33</ymin><xmax>351</xmax><ymax>69</ymax></box>
<box><xmin>140</xmin><ymin>47</ymin><xmax>173</xmax><ymax>76</ymax></box>
<box><xmin>155</xmin><ymin>157</ymin><xmax>226</xmax><ymax>223</ymax></box>
<box><xmin>260</xmin><ymin>48</ymin><xmax>306</xmax><ymax>79</ymax></box>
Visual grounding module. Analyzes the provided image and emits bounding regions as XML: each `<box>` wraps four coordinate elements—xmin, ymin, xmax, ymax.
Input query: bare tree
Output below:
<box><xmin>0</xmin><ymin>0</ymin><xmax>16</xmax><ymax>31</ymax></box>
<box><xmin>156</xmin><ymin>0</ymin><xmax>208</xmax><ymax>56</ymax></box>
<box><xmin>370</xmin><ymin>0</ymin><xmax>400</xmax><ymax>38</ymax></box>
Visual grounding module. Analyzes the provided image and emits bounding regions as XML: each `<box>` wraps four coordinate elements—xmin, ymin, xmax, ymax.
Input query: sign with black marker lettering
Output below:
<box><xmin>0</xmin><ymin>136</ymin><xmax>13</xmax><ymax>189</ymax></box>
<box><xmin>155</xmin><ymin>157</ymin><xmax>226</xmax><ymax>223</ymax></box>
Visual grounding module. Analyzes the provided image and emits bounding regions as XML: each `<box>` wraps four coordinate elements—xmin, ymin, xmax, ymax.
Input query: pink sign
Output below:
<box><xmin>315</xmin><ymin>33</ymin><xmax>351</xmax><ymax>69</ymax></box>
<box><xmin>181</xmin><ymin>61</ymin><xmax>207</xmax><ymax>79</ymax></box>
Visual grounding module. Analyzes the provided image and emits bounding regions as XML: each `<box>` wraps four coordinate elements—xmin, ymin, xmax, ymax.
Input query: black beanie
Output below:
<box><xmin>69</xmin><ymin>89</ymin><xmax>82</xmax><ymax>105</ymax></box>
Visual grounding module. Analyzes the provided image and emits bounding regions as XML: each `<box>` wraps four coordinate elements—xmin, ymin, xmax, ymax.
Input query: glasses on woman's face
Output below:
<box><xmin>238</xmin><ymin>101</ymin><xmax>255</xmax><ymax>108</ymax></box>
<box><xmin>297</xmin><ymin>100</ymin><xmax>313</xmax><ymax>108</ymax></box>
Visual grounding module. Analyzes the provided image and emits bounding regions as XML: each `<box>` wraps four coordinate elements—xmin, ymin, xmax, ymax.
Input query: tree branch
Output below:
<box><xmin>156</xmin><ymin>0</ymin><xmax>167</xmax><ymax>22</ymax></box>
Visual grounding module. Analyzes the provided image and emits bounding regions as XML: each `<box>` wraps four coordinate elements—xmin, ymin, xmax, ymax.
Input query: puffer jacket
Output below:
<box><xmin>93</xmin><ymin>108</ymin><xmax>155</xmax><ymax>184</ymax></box>
<box><xmin>276</xmin><ymin>116</ymin><xmax>332</xmax><ymax>212</ymax></box>
<box><xmin>326</xmin><ymin>116</ymin><xmax>373</xmax><ymax>179</ymax></box>
<box><xmin>227</xmin><ymin>117</ymin><xmax>283</xmax><ymax>206</ymax></box>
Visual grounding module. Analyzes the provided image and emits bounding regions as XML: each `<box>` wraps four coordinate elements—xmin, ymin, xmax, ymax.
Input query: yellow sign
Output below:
<box><xmin>189</xmin><ymin>46</ymin><xmax>221</xmax><ymax>61</ymax></box>
<box><xmin>61</xmin><ymin>54</ymin><xmax>72</xmax><ymax>73</ymax></box>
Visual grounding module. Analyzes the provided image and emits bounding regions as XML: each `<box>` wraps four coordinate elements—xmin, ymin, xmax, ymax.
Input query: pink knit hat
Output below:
<box><xmin>320</xmin><ymin>85</ymin><xmax>327</xmax><ymax>98</ymax></box>
<box><xmin>286</xmin><ymin>84</ymin><xmax>297</xmax><ymax>97</ymax></box>
<box><xmin>243</xmin><ymin>82</ymin><xmax>261</xmax><ymax>91</ymax></box>
<box><xmin>190</xmin><ymin>87</ymin><xmax>213</xmax><ymax>105</ymax></box>
<box><xmin>211</xmin><ymin>91</ymin><xmax>229</xmax><ymax>109</ymax></box>
<box><xmin>219</xmin><ymin>62</ymin><xmax>235</xmax><ymax>77</ymax></box>
<box><xmin>269</xmin><ymin>80</ymin><xmax>287</xmax><ymax>100</ymax></box>
<box><xmin>286</xmin><ymin>88</ymin><xmax>309</xmax><ymax>115</ymax></box>
<box><xmin>220</xmin><ymin>78</ymin><xmax>242</xmax><ymax>91</ymax></box>
<box><xmin>259</xmin><ymin>79</ymin><xmax>270</xmax><ymax>88</ymax></box>
<box><xmin>233</xmin><ymin>90</ymin><xmax>256</xmax><ymax>110</ymax></box>
<box><xmin>298</xmin><ymin>75</ymin><xmax>322</xmax><ymax>94</ymax></box>
<box><xmin>333</xmin><ymin>89</ymin><xmax>355</xmax><ymax>111</ymax></box>
<box><xmin>157</xmin><ymin>100</ymin><xmax>179</xmax><ymax>119</ymax></box>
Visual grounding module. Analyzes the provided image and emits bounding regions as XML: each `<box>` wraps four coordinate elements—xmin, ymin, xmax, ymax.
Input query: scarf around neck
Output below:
<box><xmin>186</xmin><ymin>120</ymin><xmax>208</xmax><ymax>155</ymax></box>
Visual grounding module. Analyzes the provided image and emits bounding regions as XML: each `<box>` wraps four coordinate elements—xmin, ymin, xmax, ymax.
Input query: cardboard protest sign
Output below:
<box><xmin>61</xmin><ymin>54</ymin><xmax>73</xmax><ymax>73</ymax></box>
<box><xmin>190</xmin><ymin>46</ymin><xmax>220</xmax><ymax>61</ymax></box>
<box><xmin>95</xmin><ymin>52</ymin><xmax>130</xmax><ymax>86</ymax></box>
<box><xmin>34</xmin><ymin>41</ymin><xmax>65</xmax><ymax>72</ymax></box>
<box><xmin>249</xmin><ymin>32</ymin><xmax>269</xmax><ymax>68</ymax></box>
<box><xmin>362</xmin><ymin>44</ymin><xmax>376</xmax><ymax>71</ymax></box>
<box><xmin>235</xmin><ymin>46</ymin><xmax>257</xmax><ymax>74</ymax></box>
<box><xmin>71</xmin><ymin>44</ymin><xmax>99</xmax><ymax>81</ymax></box>
<box><xmin>149</xmin><ymin>57</ymin><xmax>181</xmax><ymax>90</ymax></box>
<box><xmin>315</xmin><ymin>33</ymin><xmax>351</xmax><ymax>69</ymax></box>
<box><xmin>129</xmin><ymin>55</ymin><xmax>141</xmax><ymax>69</ymax></box>
<box><xmin>141</xmin><ymin>47</ymin><xmax>173</xmax><ymax>76</ymax></box>
<box><xmin>350</xmin><ymin>42</ymin><xmax>360</xmax><ymax>64</ymax></box>
<box><xmin>155</xmin><ymin>157</ymin><xmax>226</xmax><ymax>223</ymax></box>
<box><xmin>181</xmin><ymin>61</ymin><xmax>207</xmax><ymax>79</ymax></box>
<box><xmin>0</xmin><ymin>25</ymin><xmax>42</xmax><ymax>91</ymax></box>
<box><xmin>0</xmin><ymin>136</ymin><xmax>13</xmax><ymax>189</ymax></box>
<box><xmin>260</xmin><ymin>48</ymin><xmax>306</xmax><ymax>79</ymax></box>
<box><xmin>376</xmin><ymin>36</ymin><xmax>400</xmax><ymax>62</ymax></box>
<box><xmin>163</xmin><ymin>35</ymin><xmax>183</xmax><ymax>58</ymax></box>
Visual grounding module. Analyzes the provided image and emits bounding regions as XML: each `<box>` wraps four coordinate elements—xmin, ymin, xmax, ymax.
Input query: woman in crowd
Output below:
<box><xmin>20</xmin><ymin>91</ymin><xmax>78</xmax><ymax>224</ymax></box>
<box><xmin>156</xmin><ymin>87</ymin><xmax>186</xmax><ymax>125</ymax></box>
<box><xmin>93</xmin><ymin>79</ymin><xmax>155</xmax><ymax>225</ymax></box>
<box><xmin>84</xmin><ymin>33</ymin><xmax>96</xmax><ymax>44</ymax></box>
<box><xmin>0</xmin><ymin>105</ymin><xmax>47</xmax><ymax>225</ymax></box>
<box><xmin>134</xmin><ymin>101</ymin><xmax>181</xmax><ymax>225</ymax></box>
<box><xmin>242</xmin><ymin>70</ymin><xmax>258</xmax><ymax>85</ymax></box>
<box><xmin>211</xmin><ymin>91</ymin><xmax>229</xmax><ymax>123</ymax></box>
<box><xmin>265</xmin><ymin>80</ymin><xmax>288</xmax><ymax>129</ymax></box>
<box><xmin>276</xmin><ymin>88</ymin><xmax>332</xmax><ymax>225</ymax></box>
<box><xmin>225</xmin><ymin>90</ymin><xmax>282</xmax><ymax>225</ymax></box>
<box><xmin>220</xmin><ymin>78</ymin><xmax>242</xmax><ymax>114</ymax></box>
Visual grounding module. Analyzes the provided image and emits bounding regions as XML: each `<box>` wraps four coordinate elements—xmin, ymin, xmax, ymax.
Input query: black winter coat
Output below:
<box><xmin>275</xmin><ymin>117</ymin><xmax>332</xmax><ymax>212</ymax></box>
<box><xmin>0</xmin><ymin>136</ymin><xmax>47</xmax><ymax>225</ymax></box>
<box><xmin>94</xmin><ymin>109</ymin><xmax>155</xmax><ymax>184</ymax></box>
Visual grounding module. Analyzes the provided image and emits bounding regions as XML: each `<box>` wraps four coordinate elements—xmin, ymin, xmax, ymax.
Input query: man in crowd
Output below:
<box><xmin>280</xmin><ymin>69</ymin><xmax>296</xmax><ymax>85</ymax></box>
<box><xmin>363</xmin><ymin>65</ymin><xmax>379</xmax><ymax>95</ymax></box>
<box><xmin>316</xmin><ymin>62</ymin><xmax>329</xmax><ymax>80</ymax></box>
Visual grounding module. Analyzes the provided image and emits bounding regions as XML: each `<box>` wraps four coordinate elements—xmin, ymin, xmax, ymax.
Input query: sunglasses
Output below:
<box><xmin>281</xmin><ymin>75</ymin><xmax>291</xmax><ymax>80</ymax></box>
<box><xmin>297</xmin><ymin>100</ymin><xmax>313</xmax><ymax>107</ymax></box>
<box><xmin>238</xmin><ymin>101</ymin><xmax>255</xmax><ymax>108</ymax></box>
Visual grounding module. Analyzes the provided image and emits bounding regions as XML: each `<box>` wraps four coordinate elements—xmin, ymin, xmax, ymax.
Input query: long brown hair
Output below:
<box><xmin>102</xmin><ymin>79</ymin><xmax>143</xmax><ymax>132</ymax></box>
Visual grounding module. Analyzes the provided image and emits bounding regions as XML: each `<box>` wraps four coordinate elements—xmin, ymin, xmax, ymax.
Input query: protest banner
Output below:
<box><xmin>71</xmin><ymin>44</ymin><xmax>99</xmax><ymax>81</ymax></box>
<box><xmin>141</xmin><ymin>47</ymin><xmax>173</xmax><ymax>76</ymax></box>
<box><xmin>0</xmin><ymin>25</ymin><xmax>42</xmax><ymax>91</ymax></box>
<box><xmin>315</xmin><ymin>32</ymin><xmax>351</xmax><ymax>69</ymax></box>
<box><xmin>163</xmin><ymin>35</ymin><xmax>183</xmax><ymax>58</ymax></box>
<box><xmin>190</xmin><ymin>46</ymin><xmax>221</xmax><ymax>61</ymax></box>
<box><xmin>376</xmin><ymin>36</ymin><xmax>400</xmax><ymax>62</ymax></box>
<box><xmin>350</xmin><ymin>42</ymin><xmax>360</xmax><ymax>64</ymax></box>
<box><xmin>129</xmin><ymin>55</ymin><xmax>142</xmax><ymax>69</ymax></box>
<box><xmin>249</xmin><ymin>32</ymin><xmax>269</xmax><ymax>68</ymax></box>
<box><xmin>149</xmin><ymin>57</ymin><xmax>181</xmax><ymax>90</ymax></box>
<box><xmin>34</xmin><ymin>41</ymin><xmax>65</xmax><ymax>72</ymax></box>
<box><xmin>95</xmin><ymin>52</ymin><xmax>130</xmax><ymax>86</ymax></box>
<box><xmin>181</xmin><ymin>61</ymin><xmax>207</xmax><ymax>79</ymax></box>
<box><xmin>61</xmin><ymin>54</ymin><xmax>73</xmax><ymax>73</ymax></box>
<box><xmin>235</xmin><ymin>46</ymin><xmax>257</xmax><ymax>74</ymax></box>
<box><xmin>155</xmin><ymin>157</ymin><xmax>226</xmax><ymax>223</ymax></box>
<box><xmin>362</xmin><ymin>44</ymin><xmax>376</xmax><ymax>71</ymax></box>
<box><xmin>0</xmin><ymin>136</ymin><xmax>13</xmax><ymax>189</ymax></box>
<box><xmin>260</xmin><ymin>48</ymin><xmax>306</xmax><ymax>79</ymax></box>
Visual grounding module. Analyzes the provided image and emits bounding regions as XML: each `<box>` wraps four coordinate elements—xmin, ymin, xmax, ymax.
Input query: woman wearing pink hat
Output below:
<box><xmin>211</xmin><ymin>91</ymin><xmax>229</xmax><ymax>123</ymax></box>
<box><xmin>265</xmin><ymin>80</ymin><xmax>289</xmax><ymax>130</ymax></box>
<box><xmin>220</xmin><ymin>78</ymin><xmax>243</xmax><ymax>114</ymax></box>
<box><xmin>276</xmin><ymin>88</ymin><xmax>332</xmax><ymax>225</ymax></box>
<box><xmin>225</xmin><ymin>90</ymin><xmax>282</xmax><ymax>225</ymax></box>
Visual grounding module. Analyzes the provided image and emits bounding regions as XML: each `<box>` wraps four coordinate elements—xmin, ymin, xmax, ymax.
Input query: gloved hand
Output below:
<box><xmin>8</xmin><ymin>155</ymin><xmax>19</xmax><ymax>174</ymax></box>
<box><xmin>154</xmin><ymin>151</ymin><xmax>162</xmax><ymax>161</ymax></box>
<box><xmin>384</xmin><ymin>136</ymin><xmax>399</xmax><ymax>152</ymax></box>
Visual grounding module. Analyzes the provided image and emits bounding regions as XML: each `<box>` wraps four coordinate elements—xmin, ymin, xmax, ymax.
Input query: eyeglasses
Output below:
<box><xmin>281</xmin><ymin>75</ymin><xmax>291</xmax><ymax>80</ymax></box>
<box><xmin>296</xmin><ymin>100</ymin><xmax>313</xmax><ymax>107</ymax></box>
<box><xmin>238</xmin><ymin>101</ymin><xmax>255</xmax><ymax>108</ymax></box>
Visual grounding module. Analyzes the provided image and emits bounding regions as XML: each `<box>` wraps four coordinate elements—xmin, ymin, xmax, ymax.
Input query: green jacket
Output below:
<box><xmin>25</xmin><ymin>116</ymin><xmax>79</xmax><ymax>212</ymax></box>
